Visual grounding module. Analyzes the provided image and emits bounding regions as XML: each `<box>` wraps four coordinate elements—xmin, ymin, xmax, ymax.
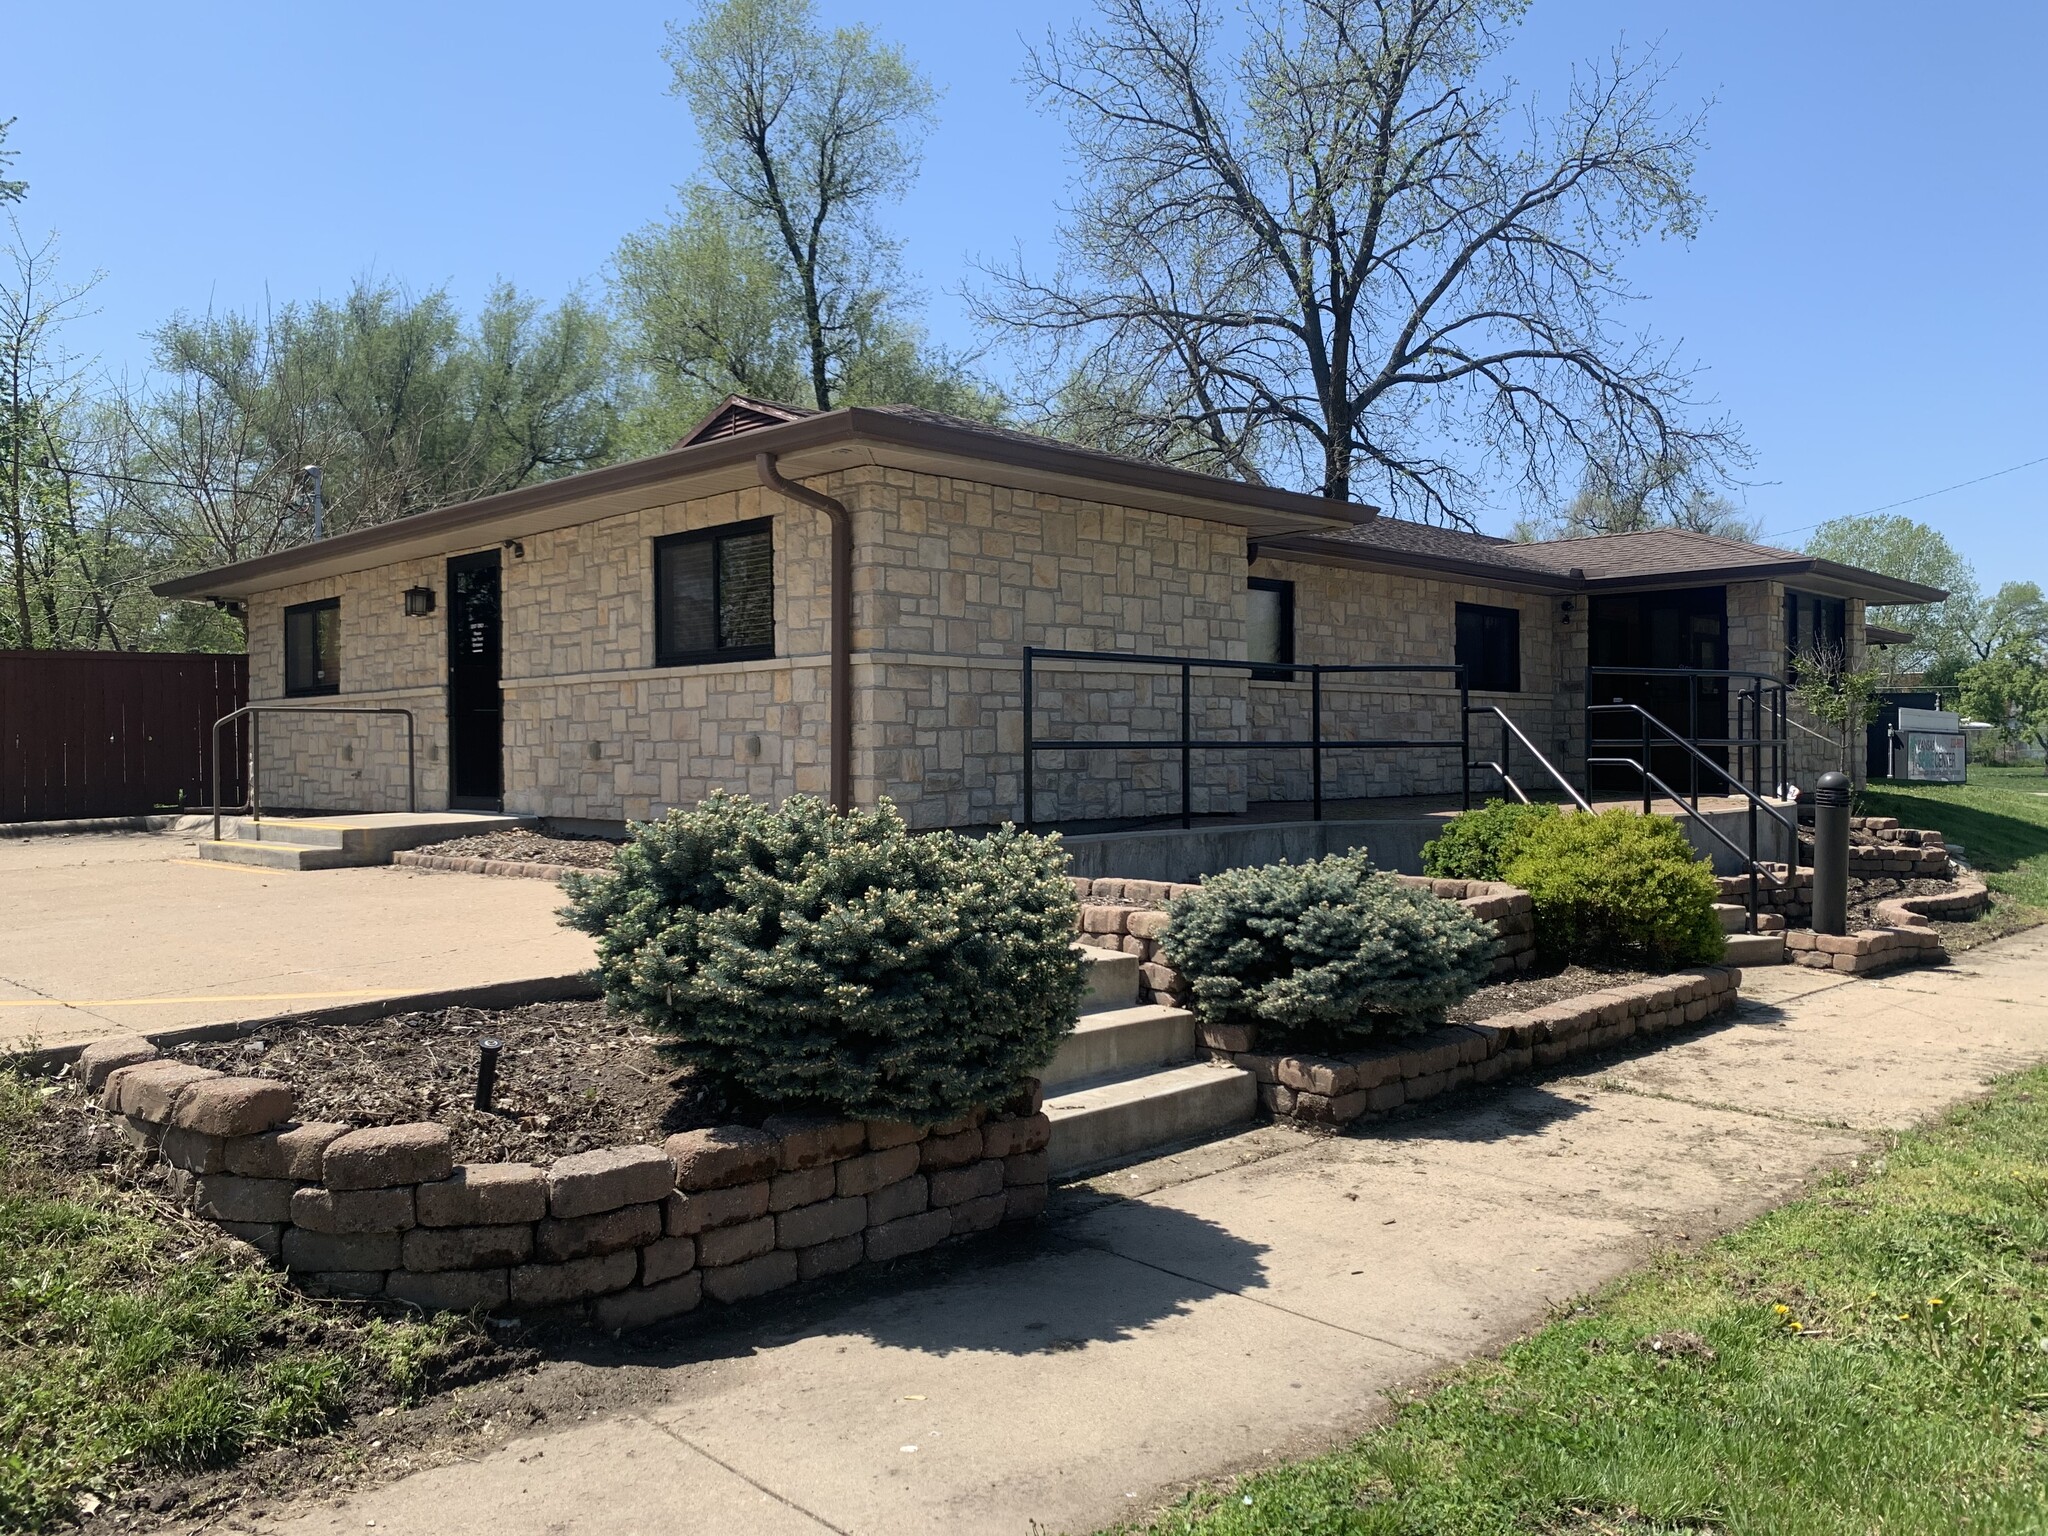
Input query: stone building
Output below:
<box><xmin>156</xmin><ymin>398</ymin><xmax>1943</xmax><ymax>834</ymax></box>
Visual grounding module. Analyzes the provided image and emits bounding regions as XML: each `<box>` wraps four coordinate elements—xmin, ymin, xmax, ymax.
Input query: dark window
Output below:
<box><xmin>1247</xmin><ymin>577</ymin><xmax>1295</xmax><ymax>677</ymax></box>
<box><xmin>654</xmin><ymin>520</ymin><xmax>775</xmax><ymax>666</ymax></box>
<box><xmin>1455</xmin><ymin>602</ymin><xmax>1520</xmax><ymax>692</ymax></box>
<box><xmin>283</xmin><ymin>598</ymin><xmax>340</xmax><ymax>696</ymax></box>
<box><xmin>1784</xmin><ymin>589</ymin><xmax>1847</xmax><ymax>677</ymax></box>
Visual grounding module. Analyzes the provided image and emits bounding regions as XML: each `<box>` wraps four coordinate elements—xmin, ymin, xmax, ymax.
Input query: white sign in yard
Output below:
<box><xmin>1903</xmin><ymin>730</ymin><xmax>1967</xmax><ymax>783</ymax></box>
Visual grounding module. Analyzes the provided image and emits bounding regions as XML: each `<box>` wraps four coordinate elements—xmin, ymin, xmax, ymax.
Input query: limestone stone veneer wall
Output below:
<box><xmin>78</xmin><ymin>1040</ymin><xmax>1049</xmax><ymax>1331</ymax></box>
<box><xmin>1068</xmin><ymin>874</ymin><xmax>1536</xmax><ymax>1008</ymax></box>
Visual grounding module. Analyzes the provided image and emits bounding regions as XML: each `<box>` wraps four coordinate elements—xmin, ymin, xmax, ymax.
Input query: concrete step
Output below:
<box><xmin>1075</xmin><ymin>944</ymin><xmax>1141</xmax><ymax>1014</ymax></box>
<box><xmin>1723</xmin><ymin>931</ymin><xmax>1787</xmax><ymax>965</ymax></box>
<box><xmin>1041</xmin><ymin>1004</ymin><xmax>1198</xmax><ymax>1093</ymax></box>
<box><xmin>1045</xmin><ymin>1060</ymin><xmax>1258</xmax><ymax>1177</ymax></box>
<box><xmin>196</xmin><ymin>838</ymin><xmax>355</xmax><ymax>871</ymax></box>
<box><xmin>1714</xmin><ymin>902</ymin><xmax>1788</xmax><ymax>934</ymax></box>
<box><xmin>212</xmin><ymin>812</ymin><xmax>535</xmax><ymax>868</ymax></box>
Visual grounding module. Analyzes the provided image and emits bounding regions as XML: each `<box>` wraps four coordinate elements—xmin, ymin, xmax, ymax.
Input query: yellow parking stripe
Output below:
<box><xmin>172</xmin><ymin>858</ymin><xmax>284</xmax><ymax>874</ymax></box>
<box><xmin>0</xmin><ymin>990</ymin><xmax>403</xmax><ymax>1009</ymax></box>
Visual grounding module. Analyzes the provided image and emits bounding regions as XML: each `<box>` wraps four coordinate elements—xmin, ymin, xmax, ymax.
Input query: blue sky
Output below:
<box><xmin>8</xmin><ymin>1</ymin><xmax>2044</xmax><ymax>579</ymax></box>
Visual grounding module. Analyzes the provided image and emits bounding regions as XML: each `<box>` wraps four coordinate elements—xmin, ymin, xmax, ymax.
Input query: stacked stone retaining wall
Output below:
<box><xmin>1210</xmin><ymin>968</ymin><xmax>1740</xmax><ymax>1128</ymax></box>
<box><xmin>78</xmin><ymin>1042</ymin><xmax>1048</xmax><ymax>1331</ymax></box>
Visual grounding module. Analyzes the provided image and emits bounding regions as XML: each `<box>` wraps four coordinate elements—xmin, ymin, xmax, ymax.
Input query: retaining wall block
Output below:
<box><xmin>510</xmin><ymin>1250</ymin><xmax>638</xmax><ymax>1308</ymax></box>
<box><xmin>194</xmin><ymin>1173</ymin><xmax>297</xmax><ymax>1224</ymax></box>
<box><xmin>1005</xmin><ymin>1184</ymin><xmax>1050</xmax><ymax>1221</ymax></box>
<box><xmin>797</xmin><ymin>1234</ymin><xmax>866</xmax><ymax>1282</ymax></box>
<box><xmin>776</xmin><ymin>1195</ymin><xmax>869</xmax><ymax>1250</ymax></box>
<box><xmin>697</xmin><ymin>1216</ymin><xmax>777</xmax><ymax>1268</ymax></box>
<box><xmin>388</xmin><ymin>1268</ymin><xmax>510</xmax><ymax>1311</ymax></box>
<box><xmin>160</xmin><ymin>1127</ymin><xmax>227</xmax><ymax>1175</ymax></box>
<box><xmin>401</xmin><ymin>1224</ymin><xmax>534</xmax><ymax>1272</ymax></box>
<box><xmin>919</xmin><ymin>1128</ymin><xmax>983</xmax><ymax>1171</ymax></box>
<box><xmin>323</xmin><ymin>1123</ymin><xmax>454</xmax><ymax>1191</ymax></box>
<box><xmin>291</xmin><ymin>1185</ymin><xmax>416</xmax><ymax>1235</ymax></box>
<box><xmin>282</xmin><ymin>1228</ymin><xmax>402</xmax><ymax>1273</ymax></box>
<box><xmin>547</xmin><ymin>1145</ymin><xmax>674</xmax><ymax>1219</ymax></box>
<box><xmin>980</xmin><ymin>1113</ymin><xmax>1051</xmax><ymax>1159</ymax></box>
<box><xmin>864</xmin><ymin>1119</ymin><xmax>923</xmax><ymax>1151</ymax></box>
<box><xmin>866</xmin><ymin>1174</ymin><xmax>929</xmax><ymax>1225</ymax></box>
<box><xmin>665</xmin><ymin>1127</ymin><xmax>780</xmax><ymax>1191</ymax></box>
<box><xmin>172</xmin><ymin>1077</ymin><xmax>295</xmax><ymax>1138</ymax></box>
<box><xmin>837</xmin><ymin>1143</ymin><xmax>921</xmax><ymax>1198</ymax></box>
<box><xmin>666</xmin><ymin>1180</ymin><xmax>771</xmax><ymax>1236</ymax></box>
<box><xmin>536</xmin><ymin>1202</ymin><xmax>663</xmax><ymax>1262</ymax></box>
<box><xmin>702</xmin><ymin>1249</ymin><xmax>799</xmax><ymax>1304</ymax></box>
<box><xmin>865</xmin><ymin>1209</ymin><xmax>952</xmax><ymax>1263</ymax></box>
<box><xmin>594</xmin><ymin>1272</ymin><xmax>703</xmax><ymax>1331</ymax></box>
<box><xmin>78</xmin><ymin>1037</ymin><xmax>158</xmax><ymax>1092</ymax></box>
<box><xmin>769</xmin><ymin>1165</ymin><xmax>837</xmax><ymax>1212</ymax></box>
<box><xmin>763</xmin><ymin>1115</ymin><xmax>867</xmax><ymax>1170</ymax></box>
<box><xmin>106</xmin><ymin>1061</ymin><xmax>218</xmax><ymax>1119</ymax></box>
<box><xmin>930</xmin><ymin>1158</ymin><xmax>1005</xmax><ymax>1208</ymax></box>
<box><xmin>416</xmin><ymin>1163</ymin><xmax>548</xmax><ymax>1226</ymax></box>
<box><xmin>640</xmin><ymin>1235</ymin><xmax>697</xmax><ymax>1285</ymax></box>
<box><xmin>227</xmin><ymin>1122</ymin><xmax>351</xmax><ymax>1181</ymax></box>
<box><xmin>950</xmin><ymin>1193</ymin><xmax>1008</xmax><ymax>1235</ymax></box>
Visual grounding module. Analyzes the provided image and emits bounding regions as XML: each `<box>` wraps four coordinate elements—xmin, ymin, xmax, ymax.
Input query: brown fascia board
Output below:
<box><xmin>153</xmin><ymin>408</ymin><xmax>1375</xmax><ymax>600</ymax></box>
<box><xmin>1575</xmin><ymin>558</ymin><xmax>1947</xmax><ymax>606</ymax></box>
<box><xmin>1254</xmin><ymin>532</ymin><xmax>1581</xmax><ymax>593</ymax></box>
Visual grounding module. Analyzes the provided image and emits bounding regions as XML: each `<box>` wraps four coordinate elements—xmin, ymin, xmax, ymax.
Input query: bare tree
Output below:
<box><xmin>976</xmin><ymin>0</ymin><xmax>1744</xmax><ymax>524</ymax></box>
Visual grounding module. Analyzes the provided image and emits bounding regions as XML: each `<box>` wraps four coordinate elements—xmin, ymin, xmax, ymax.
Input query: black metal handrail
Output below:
<box><xmin>211</xmin><ymin>705</ymin><xmax>417</xmax><ymax>842</ymax></box>
<box><xmin>1586</xmin><ymin>665</ymin><xmax>1788</xmax><ymax>807</ymax></box>
<box><xmin>1465</xmin><ymin>705</ymin><xmax>1592</xmax><ymax>811</ymax></box>
<box><xmin>1589</xmin><ymin>755</ymin><xmax>1787</xmax><ymax>932</ymax></box>
<box><xmin>1020</xmin><ymin>647</ymin><xmax>1471</xmax><ymax>830</ymax></box>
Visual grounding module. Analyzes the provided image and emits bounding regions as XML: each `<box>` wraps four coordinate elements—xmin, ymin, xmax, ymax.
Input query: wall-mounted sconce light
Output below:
<box><xmin>404</xmin><ymin>586</ymin><xmax>437</xmax><ymax>617</ymax></box>
<box><xmin>1558</xmin><ymin>596</ymin><xmax>1576</xmax><ymax>626</ymax></box>
<box><xmin>502</xmin><ymin>538</ymin><xmax>526</xmax><ymax>559</ymax></box>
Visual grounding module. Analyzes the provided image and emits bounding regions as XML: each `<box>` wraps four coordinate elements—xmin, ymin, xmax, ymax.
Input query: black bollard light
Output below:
<box><xmin>1812</xmin><ymin>770</ymin><xmax>1851</xmax><ymax>936</ymax></box>
<box><xmin>474</xmin><ymin>1038</ymin><xmax>504</xmax><ymax>1112</ymax></box>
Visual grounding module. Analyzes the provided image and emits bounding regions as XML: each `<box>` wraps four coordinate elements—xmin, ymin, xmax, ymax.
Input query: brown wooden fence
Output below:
<box><xmin>0</xmin><ymin>651</ymin><xmax>247</xmax><ymax>823</ymax></box>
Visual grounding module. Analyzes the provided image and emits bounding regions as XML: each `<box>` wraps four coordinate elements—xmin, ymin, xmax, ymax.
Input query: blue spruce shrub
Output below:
<box><xmin>561</xmin><ymin>792</ymin><xmax>1084</xmax><ymax>1124</ymax></box>
<box><xmin>1159</xmin><ymin>850</ymin><xmax>1497</xmax><ymax>1051</ymax></box>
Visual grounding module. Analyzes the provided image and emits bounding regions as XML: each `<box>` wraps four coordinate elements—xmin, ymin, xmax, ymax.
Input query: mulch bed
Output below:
<box><xmin>1845</xmin><ymin>875</ymin><xmax>1971</xmax><ymax>929</ymax></box>
<box><xmin>1446</xmin><ymin>963</ymin><xmax>1658</xmax><ymax>1025</ymax></box>
<box><xmin>412</xmin><ymin>825</ymin><xmax>624</xmax><ymax>870</ymax></box>
<box><xmin>175</xmin><ymin>1001</ymin><xmax>733</xmax><ymax>1163</ymax></box>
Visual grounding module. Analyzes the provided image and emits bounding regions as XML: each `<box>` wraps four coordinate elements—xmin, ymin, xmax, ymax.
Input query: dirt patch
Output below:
<box><xmin>1447</xmin><ymin>963</ymin><xmax>1658</xmax><ymax>1025</ymax></box>
<box><xmin>1844</xmin><ymin>875</ymin><xmax>1972</xmax><ymax>929</ymax></box>
<box><xmin>175</xmin><ymin>1001</ymin><xmax>736</xmax><ymax>1163</ymax></box>
<box><xmin>412</xmin><ymin>824</ymin><xmax>623</xmax><ymax>870</ymax></box>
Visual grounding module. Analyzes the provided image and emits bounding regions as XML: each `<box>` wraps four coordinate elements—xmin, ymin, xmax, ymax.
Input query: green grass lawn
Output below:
<box><xmin>1109</xmin><ymin>1065</ymin><xmax>2048</xmax><ymax>1536</ymax></box>
<box><xmin>0</xmin><ymin>1073</ymin><xmax>485</xmax><ymax>1531</ymax></box>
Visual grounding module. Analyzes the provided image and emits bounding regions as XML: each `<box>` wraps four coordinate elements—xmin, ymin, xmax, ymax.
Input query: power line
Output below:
<box><xmin>1761</xmin><ymin>451</ymin><xmax>2048</xmax><ymax>543</ymax></box>
<box><xmin>16</xmin><ymin>458</ymin><xmax>277</xmax><ymax>497</ymax></box>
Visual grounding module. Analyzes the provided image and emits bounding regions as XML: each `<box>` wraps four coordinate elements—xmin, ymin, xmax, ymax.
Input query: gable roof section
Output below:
<box><xmin>1260</xmin><ymin>522</ymin><xmax>1948</xmax><ymax>605</ymax></box>
<box><xmin>675</xmin><ymin>394</ymin><xmax>821</xmax><ymax>446</ymax></box>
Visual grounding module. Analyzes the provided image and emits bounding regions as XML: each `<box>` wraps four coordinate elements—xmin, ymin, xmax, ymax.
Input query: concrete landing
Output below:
<box><xmin>198</xmin><ymin>812</ymin><xmax>532</xmax><ymax>869</ymax></box>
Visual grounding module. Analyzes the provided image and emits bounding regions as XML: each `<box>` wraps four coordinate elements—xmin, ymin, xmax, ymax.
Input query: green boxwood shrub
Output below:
<box><xmin>1503</xmin><ymin>808</ymin><xmax>1726</xmax><ymax>967</ymax></box>
<box><xmin>1420</xmin><ymin>799</ymin><xmax>1560</xmax><ymax>881</ymax></box>
<box><xmin>1158</xmin><ymin>850</ymin><xmax>1497</xmax><ymax>1052</ymax></box>
<box><xmin>561</xmin><ymin>792</ymin><xmax>1084</xmax><ymax>1124</ymax></box>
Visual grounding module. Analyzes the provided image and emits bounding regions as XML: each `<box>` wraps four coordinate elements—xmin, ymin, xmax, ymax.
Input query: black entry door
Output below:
<box><xmin>447</xmin><ymin>550</ymin><xmax>503</xmax><ymax>809</ymax></box>
<box><xmin>1588</xmin><ymin>586</ymin><xmax>1729</xmax><ymax>796</ymax></box>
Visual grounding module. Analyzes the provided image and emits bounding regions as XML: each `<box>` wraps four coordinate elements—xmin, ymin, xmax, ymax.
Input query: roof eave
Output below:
<box><xmin>1257</xmin><ymin>532</ymin><xmax>1580</xmax><ymax>593</ymax></box>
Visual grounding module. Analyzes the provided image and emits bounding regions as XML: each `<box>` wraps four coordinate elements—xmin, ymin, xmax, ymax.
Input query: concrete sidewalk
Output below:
<box><xmin>0</xmin><ymin>832</ymin><xmax>594</xmax><ymax>1049</ymax></box>
<box><xmin>248</xmin><ymin>928</ymin><xmax>2048</xmax><ymax>1536</ymax></box>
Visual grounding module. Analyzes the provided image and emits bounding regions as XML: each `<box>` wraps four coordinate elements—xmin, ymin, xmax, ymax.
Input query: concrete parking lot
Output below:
<box><xmin>0</xmin><ymin>831</ymin><xmax>594</xmax><ymax>1049</ymax></box>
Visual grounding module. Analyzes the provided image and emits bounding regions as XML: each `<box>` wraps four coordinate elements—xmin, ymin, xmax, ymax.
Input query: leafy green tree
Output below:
<box><xmin>1959</xmin><ymin>651</ymin><xmax>2048</xmax><ymax>772</ymax></box>
<box><xmin>1513</xmin><ymin>455</ymin><xmax>1759</xmax><ymax>542</ymax></box>
<box><xmin>1804</xmin><ymin>514</ymin><xmax>1979</xmax><ymax>677</ymax></box>
<box><xmin>615</xmin><ymin>0</ymin><xmax>1001</xmax><ymax>440</ymax></box>
<box><xmin>976</xmin><ymin>0</ymin><xmax>1743</xmax><ymax>522</ymax></box>
<box><xmin>1789</xmin><ymin>640</ymin><xmax>1884</xmax><ymax>776</ymax></box>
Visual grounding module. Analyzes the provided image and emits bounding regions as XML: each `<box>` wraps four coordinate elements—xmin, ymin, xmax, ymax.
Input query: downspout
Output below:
<box><xmin>754</xmin><ymin>452</ymin><xmax>853</xmax><ymax>811</ymax></box>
